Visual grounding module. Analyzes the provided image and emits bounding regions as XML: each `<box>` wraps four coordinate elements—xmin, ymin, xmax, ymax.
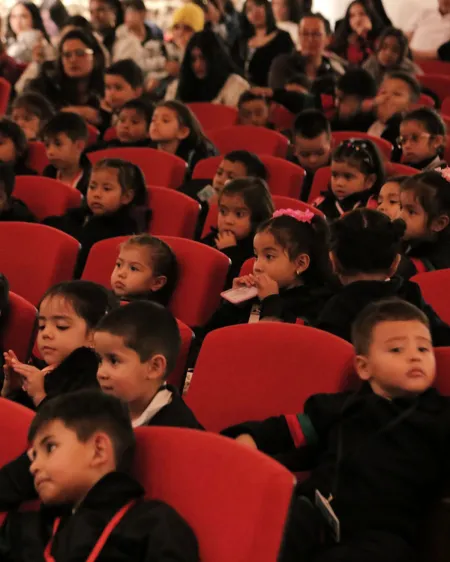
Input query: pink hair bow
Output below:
<box><xmin>436</xmin><ymin>167</ymin><xmax>450</xmax><ymax>183</ymax></box>
<box><xmin>273</xmin><ymin>208</ymin><xmax>315</xmax><ymax>223</ymax></box>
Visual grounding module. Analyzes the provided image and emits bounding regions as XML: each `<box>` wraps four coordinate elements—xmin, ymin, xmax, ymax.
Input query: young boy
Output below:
<box><xmin>42</xmin><ymin>112</ymin><xmax>91</xmax><ymax>195</ymax></box>
<box><xmin>291</xmin><ymin>109</ymin><xmax>332</xmax><ymax>201</ymax></box>
<box><xmin>331</xmin><ymin>68</ymin><xmax>377</xmax><ymax>130</ymax></box>
<box><xmin>0</xmin><ymin>390</ymin><xmax>199</xmax><ymax>561</ymax></box>
<box><xmin>237</xmin><ymin>91</ymin><xmax>272</xmax><ymax>128</ymax></box>
<box><xmin>231</xmin><ymin>299</ymin><xmax>450</xmax><ymax>562</ymax></box>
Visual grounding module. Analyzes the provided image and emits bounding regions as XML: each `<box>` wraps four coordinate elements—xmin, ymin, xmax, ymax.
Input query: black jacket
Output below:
<box><xmin>316</xmin><ymin>277</ymin><xmax>450</xmax><ymax>346</ymax></box>
<box><xmin>149</xmin><ymin>385</ymin><xmax>203</xmax><ymax>430</ymax></box>
<box><xmin>43</xmin><ymin>153</ymin><xmax>92</xmax><ymax>197</ymax></box>
<box><xmin>314</xmin><ymin>188</ymin><xmax>374</xmax><ymax>220</ymax></box>
<box><xmin>397</xmin><ymin>237</ymin><xmax>450</xmax><ymax>280</ymax></box>
<box><xmin>0</xmin><ymin>472</ymin><xmax>199</xmax><ymax>562</ymax></box>
<box><xmin>0</xmin><ymin>198</ymin><xmax>36</xmax><ymax>223</ymax></box>
<box><xmin>87</xmin><ymin>138</ymin><xmax>153</xmax><ymax>153</ymax></box>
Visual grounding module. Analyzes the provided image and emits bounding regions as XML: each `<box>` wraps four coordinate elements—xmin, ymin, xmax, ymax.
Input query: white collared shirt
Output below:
<box><xmin>405</xmin><ymin>9</ymin><xmax>450</xmax><ymax>51</ymax></box>
<box><xmin>131</xmin><ymin>387</ymin><xmax>173</xmax><ymax>428</ymax></box>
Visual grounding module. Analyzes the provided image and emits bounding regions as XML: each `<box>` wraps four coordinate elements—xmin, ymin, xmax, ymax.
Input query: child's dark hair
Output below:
<box><xmin>41</xmin><ymin>112</ymin><xmax>88</xmax><ymax>143</ymax></box>
<box><xmin>219</xmin><ymin>177</ymin><xmax>274</xmax><ymax>228</ymax></box>
<box><xmin>337</xmin><ymin>69</ymin><xmax>377</xmax><ymax>100</ymax></box>
<box><xmin>64</xmin><ymin>14</ymin><xmax>92</xmax><ymax>32</ymax></box>
<box><xmin>352</xmin><ymin>298</ymin><xmax>429</xmax><ymax>355</ymax></box>
<box><xmin>385</xmin><ymin>174</ymin><xmax>409</xmax><ymax>185</ymax></box>
<box><xmin>93</xmin><ymin>158</ymin><xmax>148</xmax><ymax>206</ymax></box>
<box><xmin>96</xmin><ymin>301</ymin><xmax>181</xmax><ymax>378</ymax></box>
<box><xmin>376</xmin><ymin>27</ymin><xmax>409</xmax><ymax>64</ymax></box>
<box><xmin>299</xmin><ymin>12</ymin><xmax>332</xmax><ymax>35</ymax></box>
<box><xmin>120</xmin><ymin>234</ymin><xmax>178</xmax><ymax>305</ymax></box>
<box><xmin>0</xmin><ymin>118</ymin><xmax>28</xmax><ymax>163</ymax></box>
<box><xmin>119</xmin><ymin>98</ymin><xmax>155</xmax><ymax>128</ymax></box>
<box><xmin>28</xmin><ymin>390</ymin><xmax>135</xmax><ymax>473</ymax></box>
<box><xmin>383</xmin><ymin>71</ymin><xmax>421</xmax><ymax>103</ymax></box>
<box><xmin>223</xmin><ymin>150</ymin><xmax>267</xmax><ymax>180</ymax></box>
<box><xmin>332</xmin><ymin>139</ymin><xmax>386</xmax><ymax>194</ymax></box>
<box><xmin>11</xmin><ymin>92</ymin><xmax>55</xmax><ymax>129</ymax></box>
<box><xmin>330</xmin><ymin>208</ymin><xmax>405</xmax><ymax>275</ymax></box>
<box><xmin>401</xmin><ymin>171</ymin><xmax>450</xmax><ymax>234</ymax></box>
<box><xmin>293</xmin><ymin>109</ymin><xmax>331</xmax><ymax>139</ymax></box>
<box><xmin>106</xmin><ymin>59</ymin><xmax>144</xmax><ymax>90</ymax></box>
<box><xmin>402</xmin><ymin>107</ymin><xmax>446</xmax><ymax>156</ymax></box>
<box><xmin>237</xmin><ymin>90</ymin><xmax>270</xmax><ymax>109</ymax></box>
<box><xmin>257</xmin><ymin>212</ymin><xmax>334</xmax><ymax>287</ymax></box>
<box><xmin>0</xmin><ymin>164</ymin><xmax>16</xmax><ymax>200</ymax></box>
<box><xmin>39</xmin><ymin>280</ymin><xmax>118</xmax><ymax>330</ymax></box>
<box><xmin>285</xmin><ymin>73</ymin><xmax>311</xmax><ymax>91</ymax></box>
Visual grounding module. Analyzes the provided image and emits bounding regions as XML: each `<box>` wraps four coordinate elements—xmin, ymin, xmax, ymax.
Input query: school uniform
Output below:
<box><xmin>313</xmin><ymin>188</ymin><xmax>375</xmax><ymax>220</ymax></box>
<box><xmin>367</xmin><ymin>112</ymin><xmax>403</xmax><ymax>162</ymax></box>
<box><xmin>0</xmin><ymin>471</ymin><xmax>199</xmax><ymax>562</ymax></box>
<box><xmin>407</xmin><ymin>154</ymin><xmax>447</xmax><ymax>172</ymax></box>
<box><xmin>397</xmin><ymin>237</ymin><xmax>450</xmax><ymax>279</ymax></box>
<box><xmin>315</xmin><ymin>276</ymin><xmax>450</xmax><ymax>346</ymax></box>
<box><xmin>43</xmin><ymin>153</ymin><xmax>92</xmax><ymax>196</ymax></box>
<box><xmin>225</xmin><ymin>384</ymin><xmax>450</xmax><ymax>561</ymax></box>
<box><xmin>87</xmin><ymin>138</ymin><xmax>152</xmax><ymax>153</ymax></box>
<box><xmin>13</xmin><ymin>160</ymin><xmax>37</xmax><ymax>176</ymax></box>
<box><xmin>0</xmin><ymin>198</ymin><xmax>36</xmax><ymax>222</ymax></box>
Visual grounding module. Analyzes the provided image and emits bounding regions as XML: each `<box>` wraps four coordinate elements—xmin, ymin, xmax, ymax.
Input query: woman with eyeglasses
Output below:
<box><xmin>25</xmin><ymin>29</ymin><xmax>106</xmax><ymax>126</ymax></box>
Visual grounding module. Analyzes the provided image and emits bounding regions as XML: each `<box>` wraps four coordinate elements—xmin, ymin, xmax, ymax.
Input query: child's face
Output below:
<box><xmin>355</xmin><ymin>320</ymin><xmax>435</xmax><ymax>399</ymax></box>
<box><xmin>399</xmin><ymin>189</ymin><xmax>429</xmax><ymax>240</ymax></box>
<box><xmin>218</xmin><ymin>194</ymin><xmax>252</xmax><ymax>240</ymax></box>
<box><xmin>37</xmin><ymin>296</ymin><xmax>93</xmax><ymax>366</ymax></box>
<box><xmin>377</xmin><ymin>36</ymin><xmax>401</xmax><ymax>68</ymax></box>
<box><xmin>293</xmin><ymin>133</ymin><xmax>331</xmax><ymax>174</ymax></box>
<box><xmin>335</xmin><ymin>90</ymin><xmax>362</xmax><ymax>120</ymax></box>
<box><xmin>239</xmin><ymin>100</ymin><xmax>270</xmax><ymax>127</ymax></box>
<box><xmin>376</xmin><ymin>78</ymin><xmax>413</xmax><ymax>124</ymax></box>
<box><xmin>253</xmin><ymin>230</ymin><xmax>308</xmax><ymax>290</ymax></box>
<box><xmin>29</xmin><ymin>420</ymin><xmax>102</xmax><ymax>505</ymax></box>
<box><xmin>11</xmin><ymin>107</ymin><xmax>41</xmax><ymax>141</ymax></box>
<box><xmin>44</xmin><ymin>133</ymin><xmax>84</xmax><ymax>170</ymax></box>
<box><xmin>111</xmin><ymin>245</ymin><xmax>166</xmax><ymax>297</ymax></box>
<box><xmin>212</xmin><ymin>159</ymin><xmax>248</xmax><ymax>195</ymax></box>
<box><xmin>331</xmin><ymin>160</ymin><xmax>375</xmax><ymax>200</ymax></box>
<box><xmin>399</xmin><ymin>120</ymin><xmax>442</xmax><ymax>165</ymax></box>
<box><xmin>87</xmin><ymin>167</ymin><xmax>133</xmax><ymax>216</ymax></box>
<box><xmin>116</xmin><ymin>109</ymin><xmax>148</xmax><ymax>144</ymax></box>
<box><xmin>377</xmin><ymin>181</ymin><xmax>401</xmax><ymax>220</ymax></box>
<box><xmin>104</xmin><ymin>74</ymin><xmax>141</xmax><ymax>111</ymax></box>
<box><xmin>0</xmin><ymin>134</ymin><xmax>17</xmax><ymax>164</ymax></box>
<box><xmin>149</xmin><ymin>107</ymin><xmax>188</xmax><ymax>144</ymax></box>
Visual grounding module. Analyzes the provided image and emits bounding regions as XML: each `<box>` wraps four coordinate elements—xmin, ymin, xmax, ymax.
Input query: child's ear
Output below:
<box><xmin>431</xmin><ymin>135</ymin><xmax>445</xmax><ymax>153</ymax></box>
<box><xmin>354</xmin><ymin>354</ymin><xmax>371</xmax><ymax>381</ymax></box>
<box><xmin>135</xmin><ymin>86</ymin><xmax>143</xmax><ymax>97</ymax></box>
<box><xmin>120</xmin><ymin>189</ymin><xmax>134</xmax><ymax>206</ymax></box>
<box><xmin>150</xmin><ymin>275</ymin><xmax>167</xmax><ymax>292</ymax></box>
<box><xmin>75</xmin><ymin>139</ymin><xmax>86</xmax><ymax>152</ymax></box>
<box><xmin>431</xmin><ymin>213</ymin><xmax>450</xmax><ymax>233</ymax></box>
<box><xmin>91</xmin><ymin>431</ymin><xmax>114</xmax><ymax>468</ymax></box>
<box><xmin>176</xmin><ymin>126</ymin><xmax>190</xmax><ymax>141</ymax></box>
<box><xmin>85</xmin><ymin>329</ymin><xmax>95</xmax><ymax>348</ymax></box>
<box><xmin>388</xmin><ymin>254</ymin><xmax>401</xmax><ymax>277</ymax></box>
<box><xmin>146</xmin><ymin>353</ymin><xmax>167</xmax><ymax>381</ymax></box>
<box><xmin>364</xmin><ymin>173</ymin><xmax>377</xmax><ymax>190</ymax></box>
<box><xmin>294</xmin><ymin>253</ymin><xmax>310</xmax><ymax>275</ymax></box>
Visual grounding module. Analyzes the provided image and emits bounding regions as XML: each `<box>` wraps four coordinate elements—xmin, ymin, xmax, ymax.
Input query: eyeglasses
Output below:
<box><xmin>396</xmin><ymin>133</ymin><xmax>432</xmax><ymax>146</ymax></box>
<box><xmin>61</xmin><ymin>48</ymin><xmax>94</xmax><ymax>60</ymax></box>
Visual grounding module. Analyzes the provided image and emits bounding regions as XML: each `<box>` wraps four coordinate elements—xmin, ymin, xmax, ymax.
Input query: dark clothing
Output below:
<box><xmin>0</xmin><ymin>198</ymin><xmax>36</xmax><ymax>222</ymax></box>
<box><xmin>314</xmin><ymin>188</ymin><xmax>374</xmax><ymax>220</ymax></box>
<box><xmin>270</xmin><ymin>89</ymin><xmax>317</xmax><ymax>115</ymax></box>
<box><xmin>43</xmin><ymin>153</ymin><xmax>92</xmax><ymax>196</ymax></box>
<box><xmin>397</xmin><ymin>237</ymin><xmax>450</xmax><ymax>280</ymax></box>
<box><xmin>438</xmin><ymin>40</ymin><xmax>450</xmax><ymax>61</ymax></box>
<box><xmin>316</xmin><ymin>277</ymin><xmax>450</xmax><ymax>346</ymax></box>
<box><xmin>13</xmin><ymin>160</ymin><xmax>37</xmax><ymax>176</ymax></box>
<box><xmin>44</xmin><ymin>204</ymin><xmax>149</xmax><ymax>278</ymax></box>
<box><xmin>150</xmin><ymin>384</ymin><xmax>203</xmax><ymax>430</ymax></box>
<box><xmin>87</xmin><ymin>137</ymin><xmax>153</xmax><ymax>153</ymax></box>
<box><xmin>0</xmin><ymin>471</ymin><xmax>199</xmax><ymax>562</ymax></box>
<box><xmin>0</xmin><ymin>53</ymin><xmax>24</xmax><ymax>86</ymax></box>
<box><xmin>232</xmin><ymin>30</ymin><xmax>294</xmax><ymax>87</ymax></box>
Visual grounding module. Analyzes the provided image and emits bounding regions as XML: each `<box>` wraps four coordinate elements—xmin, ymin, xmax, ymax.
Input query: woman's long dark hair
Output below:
<box><xmin>176</xmin><ymin>30</ymin><xmax>241</xmax><ymax>102</ymax></box>
<box><xmin>240</xmin><ymin>0</ymin><xmax>277</xmax><ymax>39</ymax></box>
<box><xmin>7</xmin><ymin>1</ymin><xmax>51</xmax><ymax>42</ymax></box>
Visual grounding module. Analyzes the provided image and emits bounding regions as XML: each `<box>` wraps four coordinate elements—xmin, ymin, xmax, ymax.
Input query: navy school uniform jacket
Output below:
<box><xmin>316</xmin><ymin>276</ymin><xmax>450</xmax><ymax>346</ymax></box>
<box><xmin>314</xmin><ymin>188</ymin><xmax>375</xmax><ymax>220</ymax></box>
<box><xmin>43</xmin><ymin>153</ymin><xmax>92</xmax><ymax>197</ymax></box>
<box><xmin>225</xmin><ymin>384</ymin><xmax>450</xmax><ymax>543</ymax></box>
<box><xmin>0</xmin><ymin>471</ymin><xmax>199</xmax><ymax>562</ymax></box>
<box><xmin>86</xmin><ymin>137</ymin><xmax>153</xmax><ymax>153</ymax></box>
<box><xmin>397</xmin><ymin>237</ymin><xmax>450</xmax><ymax>280</ymax></box>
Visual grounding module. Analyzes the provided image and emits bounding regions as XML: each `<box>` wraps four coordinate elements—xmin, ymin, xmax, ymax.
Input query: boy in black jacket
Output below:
<box><xmin>229</xmin><ymin>299</ymin><xmax>450</xmax><ymax>562</ymax></box>
<box><xmin>0</xmin><ymin>390</ymin><xmax>199</xmax><ymax>561</ymax></box>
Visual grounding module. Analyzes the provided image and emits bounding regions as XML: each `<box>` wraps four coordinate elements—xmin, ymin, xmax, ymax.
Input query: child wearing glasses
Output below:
<box><xmin>398</xmin><ymin>108</ymin><xmax>447</xmax><ymax>171</ymax></box>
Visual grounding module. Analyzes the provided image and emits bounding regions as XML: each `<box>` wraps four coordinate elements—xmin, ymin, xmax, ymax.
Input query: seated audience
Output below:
<box><xmin>377</xmin><ymin>175</ymin><xmax>406</xmax><ymax>220</ymax></box>
<box><xmin>101</xmin><ymin>98</ymin><xmax>154</xmax><ymax>148</ymax></box>
<box><xmin>237</xmin><ymin>91</ymin><xmax>272</xmax><ymax>127</ymax></box>
<box><xmin>119</xmin><ymin>0</ymin><xmax>163</xmax><ymax>45</ymax></box>
<box><xmin>0</xmin><ymin>118</ymin><xmax>37</xmax><ymax>175</ymax></box>
<box><xmin>271</xmin><ymin>0</ymin><xmax>309</xmax><ymax>46</ymax></box>
<box><xmin>331</xmin><ymin>68</ymin><xmax>377</xmax><ymax>130</ymax></box>
<box><xmin>0</xmin><ymin>163</ymin><xmax>36</xmax><ymax>223</ymax></box>
<box><xmin>10</xmin><ymin>92</ymin><xmax>55</xmax><ymax>141</ymax></box>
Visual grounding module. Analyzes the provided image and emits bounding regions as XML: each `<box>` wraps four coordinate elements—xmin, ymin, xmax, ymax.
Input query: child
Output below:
<box><xmin>237</xmin><ymin>91</ymin><xmax>272</xmax><ymax>128</ymax></box>
<box><xmin>2</xmin><ymin>280</ymin><xmax>116</xmax><ymax>409</ymax></box>
<box><xmin>377</xmin><ymin>175</ymin><xmax>406</xmax><ymax>220</ymax></box>
<box><xmin>398</xmin><ymin>107</ymin><xmax>447</xmax><ymax>171</ymax></box>
<box><xmin>95</xmin><ymin>301</ymin><xmax>202</xmax><ymax>428</ymax></box>
<box><xmin>315</xmin><ymin>208</ymin><xmax>450</xmax><ymax>346</ymax></box>
<box><xmin>201</xmin><ymin>177</ymin><xmax>274</xmax><ymax>287</ymax></box>
<box><xmin>149</xmin><ymin>100</ymin><xmax>217</xmax><ymax>175</ymax></box>
<box><xmin>229</xmin><ymin>299</ymin><xmax>450</xmax><ymax>562</ymax></box>
<box><xmin>10</xmin><ymin>91</ymin><xmax>55</xmax><ymax>141</ymax></box>
<box><xmin>111</xmin><ymin>234</ymin><xmax>178</xmax><ymax>306</ymax></box>
<box><xmin>397</xmin><ymin>170</ymin><xmax>450</xmax><ymax>278</ymax></box>
<box><xmin>313</xmin><ymin>139</ymin><xmax>385</xmax><ymax>220</ymax></box>
<box><xmin>0</xmin><ymin>390</ymin><xmax>199</xmax><ymax>561</ymax></box>
<box><xmin>291</xmin><ymin>110</ymin><xmax>332</xmax><ymax>202</ymax></box>
<box><xmin>0</xmin><ymin>163</ymin><xmax>36</xmax><ymax>222</ymax></box>
<box><xmin>363</xmin><ymin>27</ymin><xmax>423</xmax><ymax>86</ymax></box>
<box><xmin>44</xmin><ymin>158</ymin><xmax>150</xmax><ymax>278</ymax></box>
<box><xmin>0</xmin><ymin>118</ymin><xmax>37</xmax><ymax>175</ymax></box>
<box><xmin>41</xmin><ymin>112</ymin><xmax>91</xmax><ymax>195</ymax></box>
<box><xmin>331</xmin><ymin>69</ymin><xmax>377</xmax><ymax>130</ymax></box>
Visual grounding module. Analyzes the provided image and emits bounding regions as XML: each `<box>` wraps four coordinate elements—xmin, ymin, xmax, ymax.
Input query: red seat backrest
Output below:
<box><xmin>86</xmin><ymin>123</ymin><xmax>100</xmax><ymax>147</ymax></box>
<box><xmin>308</xmin><ymin>166</ymin><xmax>331</xmax><ymax>203</ymax></box>
<box><xmin>87</xmin><ymin>148</ymin><xmax>187</xmax><ymax>188</ymax></box>
<box><xmin>434</xmin><ymin>347</ymin><xmax>450</xmax><ymax>396</ymax></box>
<box><xmin>0</xmin><ymin>397</ymin><xmax>34</xmax><ymax>465</ymax></box>
<box><xmin>185</xmin><ymin>324</ymin><xmax>355</xmax><ymax>431</ymax></box>
<box><xmin>168</xmin><ymin>319</ymin><xmax>193</xmax><ymax>391</ymax></box>
<box><xmin>3</xmin><ymin>292</ymin><xmax>37</xmax><ymax>362</ymax></box>
<box><xmin>187</xmin><ymin>103</ymin><xmax>238</xmax><ymax>131</ymax></box>
<box><xmin>26</xmin><ymin>141</ymin><xmax>50</xmax><ymax>174</ymax></box>
<box><xmin>208</xmin><ymin>126</ymin><xmax>289</xmax><ymax>157</ymax></box>
<box><xmin>0</xmin><ymin>78</ymin><xmax>11</xmax><ymax>116</ymax></box>
<box><xmin>442</xmin><ymin>96</ymin><xmax>450</xmax><ymax>117</ymax></box>
<box><xmin>411</xmin><ymin>269</ymin><xmax>450</xmax><ymax>325</ymax></box>
<box><xmin>414</xmin><ymin>93</ymin><xmax>435</xmax><ymax>108</ymax></box>
<box><xmin>103</xmin><ymin>127</ymin><xmax>118</xmax><ymax>141</ymax></box>
<box><xmin>385</xmin><ymin>162</ymin><xmax>418</xmax><ymax>177</ymax></box>
<box><xmin>331</xmin><ymin>131</ymin><xmax>393</xmax><ymax>160</ymax></box>
<box><xmin>148</xmin><ymin>186</ymin><xmax>200</xmax><ymax>239</ymax></box>
<box><xmin>418</xmin><ymin>74</ymin><xmax>450</xmax><ymax>104</ymax></box>
<box><xmin>239</xmin><ymin>257</ymin><xmax>255</xmax><ymax>276</ymax></box>
<box><xmin>14</xmin><ymin>176</ymin><xmax>81</xmax><ymax>220</ymax></box>
<box><xmin>269</xmin><ymin>102</ymin><xmax>295</xmax><ymax>130</ymax></box>
<box><xmin>133</xmin><ymin>426</ymin><xmax>295</xmax><ymax>562</ymax></box>
<box><xmin>417</xmin><ymin>60</ymin><xmax>450</xmax><ymax>75</ymax></box>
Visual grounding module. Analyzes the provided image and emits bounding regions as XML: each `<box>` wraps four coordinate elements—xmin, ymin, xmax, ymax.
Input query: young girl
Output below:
<box><xmin>315</xmin><ymin>207</ymin><xmax>450</xmax><ymax>345</ymax></box>
<box><xmin>111</xmin><ymin>234</ymin><xmax>178</xmax><ymax>306</ymax></box>
<box><xmin>44</xmin><ymin>158</ymin><xmax>150</xmax><ymax>277</ymax></box>
<box><xmin>10</xmin><ymin>92</ymin><xmax>55</xmax><ymax>141</ymax></box>
<box><xmin>363</xmin><ymin>27</ymin><xmax>423</xmax><ymax>86</ymax></box>
<box><xmin>2</xmin><ymin>280</ymin><xmax>117</xmax><ymax>409</ymax></box>
<box><xmin>398</xmin><ymin>108</ymin><xmax>447</xmax><ymax>171</ymax></box>
<box><xmin>201</xmin><ymin>177</ymin><xmax>274</xmax><ymax>287</ymax></box>
<box><xmin>0</xmin><ymin>118</ymin><xmax>37</xmax><ymax>175</ymax></box>
<box><xmin>313</xmin><ymin>139</ymin><xmax>385</xmax><ymax>220</ymax></box>
<box><xmin>377</xmin><ymin>175</ymin><xmax>407</xmax><ymax>220</ymax></box>
<box><xmin>149</xmin><ymin>100</ymin><xmax>217</xmax><ymax>175</ymax></box>
<box><xmin>397</xmin><ymin>169</ymin><xmax>450</xmax><ymax>278</ymax></box>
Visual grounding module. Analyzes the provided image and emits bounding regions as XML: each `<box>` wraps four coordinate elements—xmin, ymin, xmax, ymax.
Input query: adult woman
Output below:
<box><xmin>165</xmin><ymin>30</ymin><xmax>249</xmax><ymax>106</ymax></box>
<box><xmin>231</xmin><ymin>0</ymin><xmax>294</xmax><ymax>86</ymax></box>
<box><xmin>271</xmin><ymin>0</ymin><xmax>311</xmax><ymax>45</ymax></box>
<box><xmin>26</xmin><ymin>29</ymin><xmax>105</xmax><ymax>125</ymax></box>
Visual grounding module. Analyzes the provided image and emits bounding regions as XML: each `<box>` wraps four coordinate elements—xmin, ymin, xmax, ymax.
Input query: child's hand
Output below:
<box><xmin>254</xmin><ymin>273</ymin><xmax>279</xmax><ymax>300</ymax></box>
<box><xmin>232</xmin><ymin>274</ymin><xmax>257</xmax><ymax>290</ymax></box>
<box><xmin>10</xmin><ymin>361</ymin><xmax>54</xmax><ymax>406</ymax></box>
<box><xmin>215</xmin><ymin>230</ymin><xmax>237</xmax><ymax>250</ymax></box>
<box><xmin>235</xmin><ymin>434</ymin><xmax>258</xmax><ymax>448</ymax></box>
<box><xmin>2</xmin><ymin>350</ymin><xmax>22</xmax><ymax>397</ymax></box>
